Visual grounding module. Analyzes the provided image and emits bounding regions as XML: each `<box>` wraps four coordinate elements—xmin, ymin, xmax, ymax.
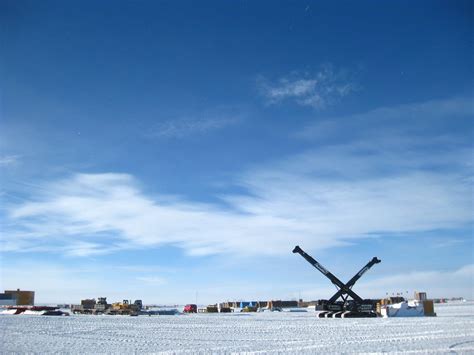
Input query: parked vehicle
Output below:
<box><xmin>183</xmin><ymin>304</ymin><xmax>197</xmax><ymax>313</ymax></box>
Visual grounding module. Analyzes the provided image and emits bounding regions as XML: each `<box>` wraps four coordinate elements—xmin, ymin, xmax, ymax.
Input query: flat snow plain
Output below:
<box><xmin>1</xmin><ymin>302</ymin><xmax>473</xmax><ymax>354</ymax></box>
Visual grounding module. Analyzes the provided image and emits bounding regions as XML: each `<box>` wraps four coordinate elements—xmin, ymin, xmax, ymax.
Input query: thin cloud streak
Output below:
<box><xmin>3</xmin><ymin>148</ymin><xmax>471</xmax><ymax>257</ymax></box>
<box><xmin>297</xmin><ymin>96</ymin><xmax>473</xmax><ymax>141</ymax></box>
<box><xmin>0</xmin><ymin>155</ymin><xmax>20</xmax><ymax>167</ymax></box>
<box><xmin>258</xmin><ymin>65</ymin><xmax>356</xmax><ymax>109</ymax></box>
<box><xmin>136</xmin><ymin>276</ymin><xmax>167</xmax><ymax>285</ymax></box>
<box><xmin>2</xmin><ymin>97</ymin><xmax>471</xmax><ymax>258</ymax></box>
<box><xmin>148</xmin><ymin>116</ymin><xmax>240</xmax><ymax>139</ymax></box>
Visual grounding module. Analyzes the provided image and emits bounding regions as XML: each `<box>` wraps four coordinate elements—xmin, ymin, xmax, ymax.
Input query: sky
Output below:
<box><xmin>0</xmin><ymin>0</ymin><xmax>473</xmax><ymax>304</ymax></box>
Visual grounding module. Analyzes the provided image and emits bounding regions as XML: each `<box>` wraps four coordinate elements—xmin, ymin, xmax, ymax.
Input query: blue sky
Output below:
<box><xmin>1</xmin><ymin>0</ymin><xmax>473</xmax><ymax>304</ymax></box>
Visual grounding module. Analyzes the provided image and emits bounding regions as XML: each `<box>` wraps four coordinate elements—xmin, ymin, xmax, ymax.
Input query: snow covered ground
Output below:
<box><xmin>1</xmin><ymin>302</ymin><xmax>473</xmax><ymax>354</ymax></box>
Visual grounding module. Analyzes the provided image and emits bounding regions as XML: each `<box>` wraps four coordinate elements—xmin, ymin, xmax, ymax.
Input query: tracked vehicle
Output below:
<box><xmin>293</xmin><ymin>245</ymin><xmax>381</xmax><ymax>318</ymax></box>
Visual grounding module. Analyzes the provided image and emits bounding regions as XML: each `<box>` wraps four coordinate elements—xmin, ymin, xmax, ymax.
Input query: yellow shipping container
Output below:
<box><xmin>423</xmin><ymin>300</ymin><xmax>436</xmax><ymax>316</ymax></box>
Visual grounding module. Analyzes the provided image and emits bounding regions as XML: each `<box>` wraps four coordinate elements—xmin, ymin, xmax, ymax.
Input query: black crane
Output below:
<box><xmin>292</xmin><ymin>245</ymin><xmax>381</xmax><ymax>318</ymax></box>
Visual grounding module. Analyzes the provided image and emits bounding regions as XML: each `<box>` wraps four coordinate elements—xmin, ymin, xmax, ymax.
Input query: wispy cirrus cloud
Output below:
<box><xmin>3</xmin><ymin>149</ymin><xmax>471</xmax><ymax>257</ymax></box>
<box><xmin>257</xmin><ymin>65</ymin><xmax>357</xmax><ymax>109</ymax></box>
<box><xmin>297</xmin><ymin>96</ymin><xmax>473</xmax><ymax>142</ymax></box>
<box><xmin>2</xmin><ymin>97</ymin><xmax>471</xmax><ymax>258</ymax></box>
<box><xmin>135</xmin><ymin>276</ymin><xmax>167</xmax><ymax>285</ymax></box>
<box><xmin>0</xmin><ymin>154</ymin><xmax>20</xmax><ymax>167</ymax></box>
<box><xmin>147</xmin><ymin>107</ymin><xmax>242</xmax><ymax>139</ymax></box>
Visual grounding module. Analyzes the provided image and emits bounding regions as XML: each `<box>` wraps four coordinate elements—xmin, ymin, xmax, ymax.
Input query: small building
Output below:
<box><xmin>239</xmin><ymin>301</ymin><xmax>258</xmax><ymax>308</ymax></box>
<box><xmin>0</xmin><ymin>293</ymin><xmax>16</xmax><ymax>306</ymax></box>
<box><xmin>298</xmin><ymin>300</ymin><xmax>318</xmax><ymax>308</ymax></box>
<box><xmin>3</xmin><ymin>289</ymin><xmax>35</xmax><ymax>305</ymax></box>
<box><xmin>268</xmin><ymin>300</ymin><xmax>299</xmax><ymax>309</ymax></box>
<box><xmin>414</xmin><ymin>292</ymin><xmax>427</xmax><ymax>301</ymax></box>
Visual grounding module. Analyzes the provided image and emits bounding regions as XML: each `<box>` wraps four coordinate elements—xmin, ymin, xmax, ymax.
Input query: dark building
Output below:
<box><xmin>4</xmin><ymin>289</ymin><xmax>35</xmax><ymax>305</ymax></box>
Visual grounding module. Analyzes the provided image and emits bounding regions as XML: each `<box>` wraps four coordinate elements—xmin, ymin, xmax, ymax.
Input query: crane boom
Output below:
<box><xmin>292</xmin><ymin>245</ymin><xmax>381</xmax><ymax>317</ymax></box>
<box><xmin>292</xmin><ymin>245</ymin><xmax>343</xmax><ymax>286</ymax></box>
<box><xmin>328</xmin><ymin>256</ymin><xmax>381</xmax><ymax>303</ymax></box>
<box><xmin>292</xmin><ymin>245</ymin><xmax>364</xmax><ymax>303</ymax></box>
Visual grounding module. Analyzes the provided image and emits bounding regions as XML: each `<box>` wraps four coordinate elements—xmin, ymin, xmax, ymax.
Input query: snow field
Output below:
<box><xmin>1</xmin><ymin>302</ymin><xmax>473</xmax><ymax>354</ymax></box>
